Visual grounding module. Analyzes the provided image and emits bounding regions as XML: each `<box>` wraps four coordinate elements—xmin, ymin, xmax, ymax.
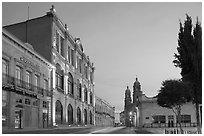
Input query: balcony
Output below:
<box><xmin>2</xmin><ymin>73</ymin><xmax>14</xmax><ymax>86</ymax></box>
<box><xmin>2</xmin><ymin>73</ymin><xmax>51</xmax><ymax>97</ymax></box>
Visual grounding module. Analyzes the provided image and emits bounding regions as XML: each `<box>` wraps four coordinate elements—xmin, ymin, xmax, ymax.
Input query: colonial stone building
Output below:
<box><xmin>123</xmin><ymin>77</ymin><xmax>198</xmax><ymax>131</ymax></box>
<box><xmin>2</xmin><ymin>28</ymin><xmax>53</xmax><ymax>131</ymax></box>
<box><xmin>95</xmin><ymin>96</ymin><xmax>115</xmax><ymax>126</ymax></box>
<box><xmin>4</xmin><ymin>5</ymin><xmax>95</xmax><ymax>126</ymax></box>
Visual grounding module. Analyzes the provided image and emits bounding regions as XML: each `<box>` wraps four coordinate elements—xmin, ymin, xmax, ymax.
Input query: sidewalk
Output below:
<box><xmin>2</xmin><ymin>125</ymin><xmax>113</xmax><ymax>134</ymax></box>
<box><xmin>134</xmin><ymin>128</ymin><xmax>154</xmax><ymax>134</ymax></box>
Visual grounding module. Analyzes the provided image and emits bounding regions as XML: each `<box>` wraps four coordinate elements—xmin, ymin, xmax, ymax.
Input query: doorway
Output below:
<box><xmin>168</xmin><ymin>115</ymin><xmax>174</xmax><ymax>127</ymax></box>
<box><xmin>15</xmin><ymin>110</ymin><xmax>23</xmax><ymax>129</ymax></box>
<box><xmin>43</xmin><ymin>113</ymin><xmax>48</xmax><ymax>128</ymax></box>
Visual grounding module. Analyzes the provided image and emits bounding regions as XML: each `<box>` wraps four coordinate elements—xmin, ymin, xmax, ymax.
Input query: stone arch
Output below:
<box><xmin>84</xmin><ymin>109</ymin><xmax>87</xmax><ymax>124</ymax></box>
<box><xmin>77</xmin><ymin>107</ymin><xmax>81</xmax><ymax>124</ymax></box>
<box><xmin>90</xmin><ymin>111</ymin><xmax>93</xmax><ymax>125</ymax></box>
<box><xmin>68</xmin><ymin>104</ymin><xmax>73</xmax><ymax>124</ymax></box>
<box><xmin>55</xmin><ymin>100</ymin><xmax>63</xmax><ymax>124</ymax></box>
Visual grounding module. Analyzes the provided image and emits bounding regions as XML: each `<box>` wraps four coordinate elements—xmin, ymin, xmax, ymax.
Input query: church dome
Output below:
<box><xmin>133</xmin><ymin>77</ymin><xmax>141</xmax><ymax>91</ymax></box>
<box><xmin>134</xmin><ymin>77</ymin><xmax>140</xmax><ymax>86</ymax></box>
<box><xmin>125</xmin><ymin>86</ymin><xmax>131</xmax><ymax>94</ymax></box>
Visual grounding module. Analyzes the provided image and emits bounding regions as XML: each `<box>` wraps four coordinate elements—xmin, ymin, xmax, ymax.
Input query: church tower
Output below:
<box><xmin>133</xmin><ymin>77</ymin><xmax>142</xmax><ymax>106</ymax></box>
<box><xmin>124</xmin><ymin>86</ymin><xmax>132</xmax><ymax>111</ymax></box>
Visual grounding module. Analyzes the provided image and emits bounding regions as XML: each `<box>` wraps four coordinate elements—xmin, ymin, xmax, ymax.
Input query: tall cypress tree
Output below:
<box><xmin>173</xmin><ymin>14</ymin><xmax>202</xmax><ymax>133</ymax></box>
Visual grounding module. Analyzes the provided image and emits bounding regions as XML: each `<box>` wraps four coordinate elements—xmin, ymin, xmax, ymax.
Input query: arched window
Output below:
<box><xmin>77</xmin><ymin>107</ymin><xmax>81</xmax><ymax>124</ymax></box>
<box><xmin>84</xmin><ymin>109</ymin><xmax>87</xmax><ymax>124</ymax></box>
<box><xmin>56</xmin><ymin>63</ymin><xmax>64</xmax><ymax>91</ymax></box>
<box><xmin>84</xmin><ymin>86</ymin><xmax>88</xmax><ymax>102</ymax></box>
<box><xmin>77</xmin><ymin>80</ymin><xmax>82</xmax><ymax>100</ymax></box>
<box><xmin>55</xmin><ymin>100</ymin><xmax>63</xmax><ymax>124</ymax></box>
<box><xmin>68</xmin><ymin>104</ymin><xmax>73</xmax><ymax>124</ymax></box>
<box><xmin>90</xmin><ymin>92</ymin><xmax>93</xmax><ymax>105</ymax></box>
<box><xmin>90</xmin><ymin>111</ymin><xmax>92</xmax><ymax>125</ymax></box>
<box><xmin>68</xmin><ymin>73</ymin><xmax>74</xmax><ymax>95</ymax></box>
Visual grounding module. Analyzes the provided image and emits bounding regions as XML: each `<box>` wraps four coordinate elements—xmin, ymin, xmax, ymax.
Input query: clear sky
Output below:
<box><xmin>2</xmin><ymin>2</ymin><xmax>202</xmax><ymax>112</ymax></box>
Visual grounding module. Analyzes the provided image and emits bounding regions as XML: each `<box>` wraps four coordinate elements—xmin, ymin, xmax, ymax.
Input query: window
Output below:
<box><xmin>16</xmin><ymin>94</ymin><xmax>23</xmax><ymax>103</ymax></box>
<box><xmin>44</xmin><ymin>79</ymin><xmax>48</xmax><ymax>90</ymax></box>
<box><xmin>79</xmin><ymin>84</ymin><xmax>82</xmax><ymax>99</ymax></box>
<box><xmin>56</xmin><ymin>73</ymin><xmax>63</xmax><ymax>89</ymax></box>
<box><xmin>153</xmin><ymin>115</ymin><xmax>166</xmax><ymax>123</ymax></box>
<box><xmin>177</xmin><ymin>115</ymin><xmax>191</xmax><ymax>123</ymax></box>
<box><xmin>56</xmin><ymin>31</ymin><xmax>60</xmax><ymax>52</ymax></box>
<box><xmin>71</xmin><ymin>49</ymin><xmax>74</xmax><ymax>66</ymax></box>
<box><xmin>34</xmin><ymin>75</ymin><xmax>40</xmax><ymax>87</ymax></box>
<box><xmin>90</xmin><ymin>92</ymin><xmax>93</xmax><ymax>104</ymax></box>
<box><xmin>2</xmin><ymin>59</ymin><xmax>9</xmax><ymax>84</ymax></box>
<box><xmin>16</xmin><ymin>98</ymin><xmax>23</xmax><ymax>103</ymax></box>
<box><xmin>76</xmin><ymin>56</ymin><xmax>79</xmax><ymax>70</ymax></box>
<box><xmin>16</xmin><ymin>66</ymin><xmax>23</xmax><ymax>87</ymax></box>
<box><xmin>84</xmin><ymin>65</ymin><xmax>88</xmax><ymax>79</ymax></box>
<box><xmin>90</xmin><ymin>71</ymin><xmax>93</xmax><ymax>83</ymax></box>
<box><xmin>43</xmin><ymin>101</ymin><xmax>47</xmax><ymax>108</ymax></box>
<box><xmin>68</xmin><ymin>46</ymin><xmax>71</xmax><ymax>63</ymax></box>
<box><xmin>77</xmin><ymin>80</ymin><xmax>82</xmax><ymax>99</ymax></box>
<box><xmin>25</xmin><ymin>98</ymin><xmax>31</xmax><ymax>105</ymax></box>
<box><xmin>2</xmin><ymin>59</ymin><xmax>9</xmax><ymax>74</ymax></box>
<box><xmin>84</xmin><ymin>87</ymin><xmax>88</xmax><ymax>102</ymax></box>
<box><xmin>60</xmin><ymin>36</ymin><xmax>64</xmax><ymax>57</ymax></box>
<box><xmin>25</xmin><ymin>71</ymin><xmax>32</xmax><ymax>89</ymax></box>
<box><xmin>68</xmin><ymin>73</ymin><xmax>74</xmax><ymax>95</ymax></box>
<box><xmin>79</xmin><ymin>59</ymin><xmax>82</xmax><ymax>73</ymax></box>
<box><xmin>55</xmin><ymin>64</ymin><xmax>64</xmax><ymax>90</ymax></box>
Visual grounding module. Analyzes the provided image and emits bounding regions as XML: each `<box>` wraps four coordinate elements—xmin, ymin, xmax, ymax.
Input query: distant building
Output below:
<box><xmin>119</xmin><ymin>111</ymin><xmax>125</xmax><ymax>125</ymax></box>
<box><xmin>4</xmin><ymin>5</ymin><xmax>95</xmax><ymax>127</ymax></box>
<box><xmin>2</xmin><ymin>28</ymin><xmax>53</xmax><ymax>131</ymax></box>
<box><xmin>114</xmin><ymin>112</ymin><xmax>120</xmax><ymax>124</ymax></box>
<box><xmin>123</xmin><ymin>77</ymin><xmax>198</xmax><ymax>130</ymax></box>
<box><xmin>95</xmin><ymin>96</ymin><xmax>115</xmax><ymax>126</ymax></box>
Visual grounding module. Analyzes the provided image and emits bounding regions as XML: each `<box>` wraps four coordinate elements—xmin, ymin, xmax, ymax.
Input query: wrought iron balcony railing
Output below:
<box><xmin>2</xmin><ymin>73</ymin><xmax>52</xmax><ymax>97</ymax></box>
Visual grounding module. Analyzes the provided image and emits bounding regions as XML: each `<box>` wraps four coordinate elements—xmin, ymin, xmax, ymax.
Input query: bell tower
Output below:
<box><xmin>124</xmin><ymin>86</ymin><xmax>132</xmax><ymax>111</ymax></box>
<box><xmin>133</xmin><ymin>77</ymin><xmax>142</xmax><ymax>106</ymax></box>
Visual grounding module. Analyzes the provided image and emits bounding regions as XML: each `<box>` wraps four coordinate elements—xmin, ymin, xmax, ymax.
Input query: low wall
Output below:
<box><xmin>143</xmin><ymin>127</ymin><xmax>199</xmax><ymax>134</ymax></box>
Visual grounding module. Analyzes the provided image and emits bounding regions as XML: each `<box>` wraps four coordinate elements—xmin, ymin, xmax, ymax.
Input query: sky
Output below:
<box><xmin>2</xmin><ymin>2</ymin><xmax>202</xmax><ymax>112</ymax></box>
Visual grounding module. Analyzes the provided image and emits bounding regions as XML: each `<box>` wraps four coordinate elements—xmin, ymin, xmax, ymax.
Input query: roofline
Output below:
<box><xmin>3</xmin><ymin>15</ymin><xmax>48</xmax><ymax>28</ymax></box>
<box><xmin>2</xmin><ymin>28</ymin><xmax>52</xmax><ymax>67</ymax></box>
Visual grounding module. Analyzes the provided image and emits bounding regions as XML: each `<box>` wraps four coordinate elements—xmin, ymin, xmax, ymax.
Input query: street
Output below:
<box><xmin>3</xmin><ymin>126</ymin><xmax>153</xmax><ymax>134</ymax></box>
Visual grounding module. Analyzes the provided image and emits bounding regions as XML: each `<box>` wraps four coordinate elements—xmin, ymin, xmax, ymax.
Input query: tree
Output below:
<box><xmin>157</xmin><ymin>79</ymin><xmax>191</xmax><ymax>134</ymax></box>
<box><xmin>173</xmin><ymin>14</ymin><xmax>202</xmax><ymax>133</ymax></box>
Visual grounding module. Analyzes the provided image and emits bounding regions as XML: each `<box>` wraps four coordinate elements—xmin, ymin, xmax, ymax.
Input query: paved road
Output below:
<box><xmin>3</xmin><ymin>126</ymin><xmax>153</xmax><ymax>134</ymax></box>
<box><xmin>91</xmin><ymin>127</ymin><xmax>153</xmax><ymax>134</ymax></box>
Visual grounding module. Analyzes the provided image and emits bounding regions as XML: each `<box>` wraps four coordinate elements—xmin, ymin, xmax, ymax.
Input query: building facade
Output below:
<box><xmin>4</xmin><ymin>5</ymin><xmax>95</xmax><ymax>126</ymax></box>
<box><xmin>95</xmin><ymin>96</ymin><xmax>115</xmax><ymax>126</ymax></box>
<box><xmin>2</xmin><ymin>28</ymin><xmax>53</xmax><ymax>131</ymax></box>
<box><xmin>123</xmin><ymin>77</ymin><xmax>198</xmax><ymax>131</ymax></box>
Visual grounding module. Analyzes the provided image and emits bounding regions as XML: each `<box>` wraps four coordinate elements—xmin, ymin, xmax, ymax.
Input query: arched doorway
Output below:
<box><xmin>68</xmin><ymin>104</ymin><xmax>73</xmax><ymax>124</ymax></box>
<box><xmin>77</xmin><ymin>107</ymin><xmax>81</xmax><ymax>124</ymax></box>
<box><xmin>84</xmin><ymin>109</ymin><xmax>87</xmax><ymax>124</ymax></box>
<box><xmin>90</xmin><ymin>111</ymin><xmax>92</xmax><ymax>125</ymax></box>
<box><xmin>55</xmin><ymin>100</ymin><xmax>63</xmax><ymax>124</ymax></box>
